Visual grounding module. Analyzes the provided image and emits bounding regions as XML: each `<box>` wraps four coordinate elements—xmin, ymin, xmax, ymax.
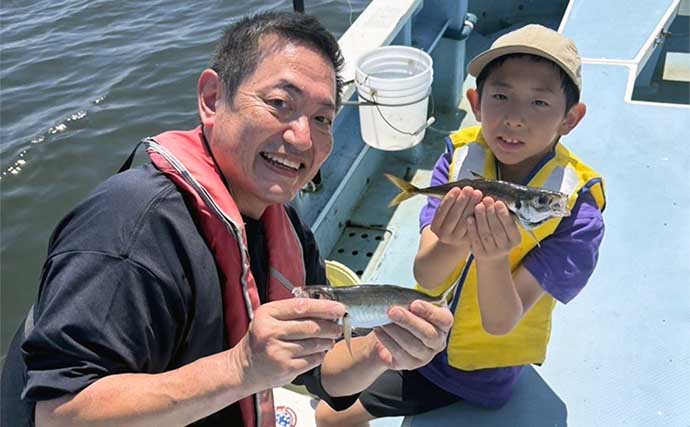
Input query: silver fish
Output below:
<box><xmin>292</xmin><ymin>285</ymin><xmax>447</xmax><ymax>356</ymax></box>
<box><xmin>385</xmin><ymin>173</ymin><xmax>570</xmax><ymax>231</ymax></box>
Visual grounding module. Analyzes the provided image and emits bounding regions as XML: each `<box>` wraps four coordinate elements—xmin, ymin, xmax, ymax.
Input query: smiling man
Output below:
<box><xmin>1</xmin><ymin>12</ymin><xmax>453</xmax><ymax>427</ymax></box>
<box><xmin>202</xmin><ymin>35</ymin><xmax>337</xmax><ymax>218</ymax></box>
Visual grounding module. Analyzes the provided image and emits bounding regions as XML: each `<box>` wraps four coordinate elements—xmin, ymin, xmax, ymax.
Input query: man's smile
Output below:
<box><xmin>260</xmin><ymin>151</ymin><xmax>305</xmax><ymax>171</ymax></box>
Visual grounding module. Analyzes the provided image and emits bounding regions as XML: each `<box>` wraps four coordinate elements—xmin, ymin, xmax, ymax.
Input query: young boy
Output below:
<box><xmin>315</xmin><ymin>24</ymin><xmax>606</xmax><ymax>426</ymax></box>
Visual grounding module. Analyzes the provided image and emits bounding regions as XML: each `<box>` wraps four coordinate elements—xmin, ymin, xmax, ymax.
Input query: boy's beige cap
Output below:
<box><xmin>467</xmin><ymin>24</ymin><xmax>582</xmax><ymax>92</ymax></box>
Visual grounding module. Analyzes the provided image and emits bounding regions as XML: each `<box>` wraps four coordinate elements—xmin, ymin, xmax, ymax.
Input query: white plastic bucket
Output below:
<box><xmin>355</xmin><ymin>45</ymin><xmax>433</xmax><ymax>151</ymax></box>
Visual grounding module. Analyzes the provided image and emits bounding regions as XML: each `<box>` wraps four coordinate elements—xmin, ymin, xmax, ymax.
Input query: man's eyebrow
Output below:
<box><xmin>278</xmin><ymin>80</ymin><xmax>335</xmax><ymax>109</ymax></box>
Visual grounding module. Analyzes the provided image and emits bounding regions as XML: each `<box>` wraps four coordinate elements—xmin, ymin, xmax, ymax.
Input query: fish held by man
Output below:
<box><xmin>385</xmin><ymin>172</ymin><xmax>570</xmax><ymax>230</ymax></box>
<box><xmin>293</xmin><ymin>285</ymin><xmax>449</xmax><ymax>356</ymax></box>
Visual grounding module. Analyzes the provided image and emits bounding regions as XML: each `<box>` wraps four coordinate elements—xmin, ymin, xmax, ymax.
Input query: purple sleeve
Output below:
<box><xmin>522</xmin><ymin>191</ymin><xmax>605</xmax><ymax>304</ymax></box>
<box><xmin>419</xmin><ymin>152</ymin><xmax>451</xmax><ymax>231</ymax></box>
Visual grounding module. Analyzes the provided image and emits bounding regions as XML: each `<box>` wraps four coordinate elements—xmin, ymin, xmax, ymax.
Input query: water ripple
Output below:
<box><xmin>0</xmin><ymin>0</ymin><xmax>370</xmax><ymax>352</ymax></box>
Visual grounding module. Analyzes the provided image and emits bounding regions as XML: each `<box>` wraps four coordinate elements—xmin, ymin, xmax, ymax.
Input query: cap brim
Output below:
<box><xmin>467</xmin><ymin>45</ymin><xmax>580</xmax><ymax>91</ymax></box>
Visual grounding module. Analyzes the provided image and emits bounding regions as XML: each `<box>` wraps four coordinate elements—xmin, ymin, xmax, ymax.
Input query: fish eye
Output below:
<box><xmin>312</xmin><ymin>291</ymin><xmax>322</xmax><ymax>299</ymax></box>
<box><xmin>537</xmin><ymin>195</ymin><xmax>548</xmax><ymax>205</ymax></box>
<box><xmin>515</xmin><ymin>200</ymin><xmax>522</xmax><ymax>209</ymax></box>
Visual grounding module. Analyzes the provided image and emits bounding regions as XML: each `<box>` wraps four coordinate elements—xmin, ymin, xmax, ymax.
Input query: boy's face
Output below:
<box><xmin>468</xmin><ymin>56</ymin><xmax>584</xmax><ymax>181</ymax></box>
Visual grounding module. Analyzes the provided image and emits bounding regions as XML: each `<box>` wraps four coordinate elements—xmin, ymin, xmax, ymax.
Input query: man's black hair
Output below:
<box><xmin>475</xmin><ymin>53</ymin><xmax>580</xmax><ymax>114</ymax></box>
<box><xmin>210</xmin><ymin>11</ymin><xmax>344</xmax><ymax>107</ymax></box>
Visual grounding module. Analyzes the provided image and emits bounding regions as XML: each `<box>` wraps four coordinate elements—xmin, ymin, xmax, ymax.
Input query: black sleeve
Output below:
<box><xmin>292</xmin><ymin>367</ymin><xmax>360</xmax><ymax>411</ymax></box>
<box><xmin>21</xmin><ymin>251</ymin><xmax>186</xmax><ymax>401</ymax></box>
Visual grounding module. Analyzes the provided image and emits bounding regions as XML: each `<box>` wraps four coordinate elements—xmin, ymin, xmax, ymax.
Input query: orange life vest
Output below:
<box><xmin>147</xmin><ymin>126</ymin><xmax>306</xmax><ymax>427</ymax></box>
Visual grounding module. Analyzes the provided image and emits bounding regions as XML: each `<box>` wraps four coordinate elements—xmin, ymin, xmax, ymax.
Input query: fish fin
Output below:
<box><xmin>343</xmin><ymin>313</ymin><xmax>353</xmax><ymax>357</ymax></box>
<box><xmin>469</xmin><ymin>170</ymin><xmax>487</xmax><ymax>180</ymax></box>
<box><xmin>384</xmin><ymin>173</ymin><xmax>419</xmax><ymax>207</ymax></box>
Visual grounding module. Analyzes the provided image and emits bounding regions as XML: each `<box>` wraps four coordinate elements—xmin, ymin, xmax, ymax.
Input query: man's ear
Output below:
<box><xmin>466</xmin><ymin>88</ymin><xmax>482</xmax><ymax>122</ymax></box>
<box><xmin>198</xmin><ymin>69</ymin><xmax>222</xmax><ymax>129</ymax></box>
<box><xmin>559</xmin><ymin>102</ymin><xmax>586</xmax><ymax>136</ymax></box>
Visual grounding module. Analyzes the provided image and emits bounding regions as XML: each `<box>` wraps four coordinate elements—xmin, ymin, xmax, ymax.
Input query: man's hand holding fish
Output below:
<box><xmin>233</xmin><ymin>297</ymin><xmax>346</xmax><ymax>393</ymax></box>
<box><xmin>314</xmin><ymin>291</ymin><xmax>453</xmax><ymax>397</ymax></box>
<box><xmin>371</xmin><ymin>299</ymin><xmax>453</xmax><ymax>370</ymax></box>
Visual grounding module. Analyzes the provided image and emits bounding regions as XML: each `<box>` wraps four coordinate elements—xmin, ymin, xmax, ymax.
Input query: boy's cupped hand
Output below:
<box><xmin>466</xmin><ymin>197</ymin><xmax>521</xmax><ymax>260</ymax></box>
<box><xmin>429</xmin><ymin>186</ymin><xmax>483</xmax><ymax>246</ymax></box>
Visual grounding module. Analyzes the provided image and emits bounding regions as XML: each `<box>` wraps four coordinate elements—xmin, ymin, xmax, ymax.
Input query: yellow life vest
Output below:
<box><xmin>420</xmin><ymin>125</ymin><xmax>605</xmax><ymax>370</ymax></box>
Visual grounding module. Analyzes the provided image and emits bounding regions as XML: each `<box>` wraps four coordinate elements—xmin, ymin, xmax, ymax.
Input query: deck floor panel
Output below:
<box><xmin>562</xmin><ymin>0</ymin><xmax>678</xmax><ymax>61</ymax></box>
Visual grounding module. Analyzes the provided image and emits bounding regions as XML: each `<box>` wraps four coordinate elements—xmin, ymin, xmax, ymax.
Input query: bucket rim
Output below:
<box><xmin>357</xmin><ymin>44</ymin><xmax>433</xmax><ymax>61</ymax></box>
<box><xmin>355</xmin><ymin>45</ymin><xmax>433</xmax><ymax>86</ymax></box>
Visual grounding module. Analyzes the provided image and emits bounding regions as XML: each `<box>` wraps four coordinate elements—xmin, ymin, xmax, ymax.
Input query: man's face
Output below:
<box><xmin>206</xmin><ymin>39</ymin><xmax>336</xmax><ymax>218</ymax></box>
<box><xmin>469</xmin><ymin>56</ymin><xmax>574</xmax><ymax>181</ymax></box>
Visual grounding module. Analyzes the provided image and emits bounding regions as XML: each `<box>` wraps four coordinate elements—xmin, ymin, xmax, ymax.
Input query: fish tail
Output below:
<box><xmin>385</xmin><ymin>173</ymin><xmax>419</xmax><ymax>207</ymax></box>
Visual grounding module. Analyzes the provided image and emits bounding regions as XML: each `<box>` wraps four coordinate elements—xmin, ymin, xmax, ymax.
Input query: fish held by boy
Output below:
<box><xmin>385</xmin><ymin>172</ymin><xmax>570</xmax><ymax>231</ymax></box>
<box><xmin>292</xmin><ymin>284</ymin><xmax>452</xmax><ymax>356</ymax></box>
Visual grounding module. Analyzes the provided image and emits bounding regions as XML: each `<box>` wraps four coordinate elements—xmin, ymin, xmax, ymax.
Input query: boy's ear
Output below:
<box><xmin>559</xmin><ymin>102</ymin><xmax>586</xmax><ymax>136</ymax></box>
<box><xmin>198</xmin><ymin>68</ymin><xmax>222</xmax><ymax>129</ymax></box>
<box><xmin>466</xmin><ymin>88</ymin><xmax>482</xmax><ymax>122</ymax></box>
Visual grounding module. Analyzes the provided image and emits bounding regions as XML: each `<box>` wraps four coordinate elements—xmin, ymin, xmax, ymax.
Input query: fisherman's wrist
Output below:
<box><xmin>364</xmin><ymin>333</ymin><xmax>388</xmax><ymax>366</ymax></box>
<box><xmin>227</xmin><ymin>337</ymin><xmax>261</xmax><ymax>394</ymax></box>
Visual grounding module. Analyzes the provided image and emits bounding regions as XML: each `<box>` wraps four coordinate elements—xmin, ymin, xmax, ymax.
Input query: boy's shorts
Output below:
<box><xmin>359</xmin><ymin>369</ymin><xmax>462</xmax><ymax>417</ymax></box>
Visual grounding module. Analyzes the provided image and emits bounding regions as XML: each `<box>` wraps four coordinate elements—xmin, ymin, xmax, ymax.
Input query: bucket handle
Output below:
<box><xmin>343</xmin><ymin>88</ymin><xmax>436</xmax><ymax>136</ymax></box>
<box><xmin>409</xmin><ymin>117</ymin><xmax>436</xmax><ymax>136</ymax></box>
<box><xmin>340</xmin><ymin>87</ymin><xmax>432</xmax><ymax>107</ymax></box>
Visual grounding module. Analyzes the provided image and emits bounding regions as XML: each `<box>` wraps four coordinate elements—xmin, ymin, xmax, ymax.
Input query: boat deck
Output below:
<box><xmin>314</xmin><ymin>0</ymin><xmax>689</xmax><ymax>426</ymax></box>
